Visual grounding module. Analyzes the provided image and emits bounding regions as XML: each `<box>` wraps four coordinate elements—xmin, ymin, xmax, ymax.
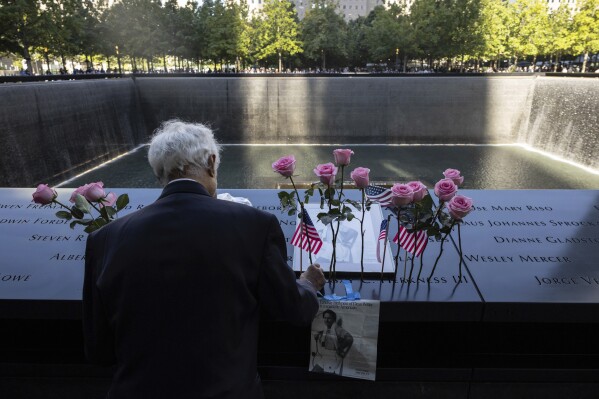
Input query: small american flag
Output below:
<box><xmin>291</xmin><ymin>209</ymin><xmax>323</xmax><ymax>254</ymax></box>
<box><xmin>393</xmin><ymin>226</ymin><xmax>428</xmax><ymax>256</ymax></box>
<box><xmin>376</xmin><ymin>219</ymin><xmax>389</xmax><ymax>263</ymax></box>
<box><xmin>365</xmin><ymin>185</ymin><xmax>393</xmax><ymax>207</ymax></box>
<box><xmin>378</xmin><ymin>219</ymin><xmax>388</xmax><ymax>240</ymax></box>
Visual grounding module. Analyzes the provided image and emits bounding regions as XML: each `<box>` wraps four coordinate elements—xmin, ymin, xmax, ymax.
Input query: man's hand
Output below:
<box><xmin>300</xmin><ymin>263</ymin><xmax>326</xmax><ymax>291</ymax></box>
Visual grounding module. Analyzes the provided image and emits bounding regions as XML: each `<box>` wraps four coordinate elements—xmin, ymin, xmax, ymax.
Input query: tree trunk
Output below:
<box><xmin>23</xmin><ymin>46</ymin><xmax>33</xmax><ymax>74</ymax></box>
<box><xmin>403</xmin><ymin>55</ymin><xmax>408</xmax><ymax>73</ymax></box>
<box><xmin>582</xmin><ymin>51</ymin><xmax>588</xmax><ymax>73</ymax></box>
<box><xmin>322</xmin><ymin>50</ymin><xmax>326</xmax><ymax>71</ymax></box>
<box><xmin>61</xmin><ymin>54</ymin><xmax>67</xmax><ymax>71</ymax></box>
<box><xmin>45</xmin><ymin>53</ymin><xmax>51</xmax><ymax>73</ymax></box>
<box><xmin>278</xmin><ymin>51</ymin><xmax>282</xmax><ymax>73</ymax></box>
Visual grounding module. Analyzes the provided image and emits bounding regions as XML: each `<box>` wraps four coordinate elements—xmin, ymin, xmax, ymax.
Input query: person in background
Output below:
<box><xmin>83</xmin><ymin>119</ymin><xmax>325</xmax><ymax>399</ymax></box>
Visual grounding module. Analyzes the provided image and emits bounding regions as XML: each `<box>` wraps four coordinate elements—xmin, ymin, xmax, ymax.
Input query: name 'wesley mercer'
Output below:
<box><xmin>464</xmin><ymin>254</ymin><xmax>572</xmax><ymax>263</ymax></box>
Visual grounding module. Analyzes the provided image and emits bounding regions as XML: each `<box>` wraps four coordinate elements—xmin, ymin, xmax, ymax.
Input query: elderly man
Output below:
<box><xmin>83</xmin><ymin>120</ymin><xmax>325</xmax><ymax>399</ymax></box>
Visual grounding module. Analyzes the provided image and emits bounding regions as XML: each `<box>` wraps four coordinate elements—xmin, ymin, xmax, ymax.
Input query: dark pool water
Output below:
<box><xmin>58</xmin><ymin>144</ymin><xmax>599</xmax><ymax>190</ymax></box>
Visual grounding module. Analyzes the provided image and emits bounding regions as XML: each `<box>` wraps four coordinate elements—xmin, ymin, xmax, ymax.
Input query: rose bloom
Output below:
<box><xmin>32</xmin><ymin>184</ymin><xmax>56</xmax><ymax>205</ymax></box>
<box><xmin>70</xmin><ymin>183</ymin><xmax>90</xmax><ymax>203</ymax></box>
<box><xmin>100</xmin><ymin>192</ymin><xmax>117</xmax><ymax>208</ymax></box>
<box><xmin>333</xmin><ymin>149</ymin><xmax>354</xmax><ymax>166</ymax></box>
<box><xmin>390</xmin><ymin>183</ymin><xmax>414</xmax><ymax>206</ymax></box>
<box><xmin>443</xmin><ymin>168</ymin><xmax>464</xmax><ymax>186</ymax></box>
<box><xmin>272</xmin><ymin>155</ymin><xmax>296</xmax><ymax>178</ymax></box>
<box><xmin>407</xmin><ymin>181</ymin><xmax>428</xmax><ymax>202</ymax></box>
<box><xmin>446</xmin><ymin>195</ymin><xmax>473</xmax><ymax>220</ymax></box>
<box><xmin>314</xmin><ymin>163</ymin><xmax>338</xmax><ymax>186</ymax></box>
<box><xmin>350</xmin><ymin>167</ymin><xmax>370</xmax><ymax>189</ymax></box>
<box><xmin>84</xmin><ymin>182</ymin><xmax>106</xmax><ymax>202</ymax></box>
<box><xmin>434</xmin><ymin>178</ymin><xmax>458</xmax><ymax>201</ymax></box>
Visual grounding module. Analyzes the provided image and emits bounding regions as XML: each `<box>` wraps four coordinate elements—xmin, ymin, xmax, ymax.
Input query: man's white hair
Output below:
<box><xmin>148</xmin><ymin>120</ymin><xmax>221</xmax><ymax>185</ymax></box>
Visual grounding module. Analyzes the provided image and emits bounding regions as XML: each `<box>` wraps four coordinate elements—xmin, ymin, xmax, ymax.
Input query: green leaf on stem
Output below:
<box><xmin>75</xmin><ymin>194</ymin><xmax>91</xmax><ymax>214</ymax></box>
<box><xmin>417</xmin><ymin>195</ymin><xmax>434</xmax><ymax>212</ymax></box>
<box><xmin>288</xmin><ymin>209</ymin><xmax>296</xmax><ymax>216</ymax></box>
<box><xmin>56</xmin><ymin>211</ymin><xmax>72</xmax><ymax>220</ymax></box>
<box><xmin>317</xmin><ymin>212</ymin><xmax>335</xmax><ymax>225</ymax></box>
<box><xmin>116</xmin><ymin>194</ymin><xmax>129</xmax><ymax>211</ymax></box>
<box><xmin>100</xmin><ymin>207</ymin><xmax>109</xmax><ymax>221</ymax></box>
<box><xmin>84</xmin><ymin>224</ymin><xmax>98</xmax><ymax>233</ymax></box>
<box><xmin>71</xmin><ymin>206</ymin><xmax>84</xmax><ymax>219</ymax></box>
<box><xmin>105</xmin><ymin>207</ymin><xmax>117</xmax><ymax>217</ymax></box>
<box><xmin>278</xmin><ymin>191</ymin><xmax>289</xmax><ymax>200</ymax></box>
<box><xmin>325</xmin><ymin>187</ymin><xmax>335</xmax><ymax>201</ymax></box>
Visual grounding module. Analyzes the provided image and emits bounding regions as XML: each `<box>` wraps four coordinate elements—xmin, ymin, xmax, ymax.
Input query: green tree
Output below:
<box><xmin>479</xmin><ymin>0</ymin><xmax>511</xmax><ymax>68</ymax></box>
<box><xmin>206</xmin><ymin>0</ymin><xmax>246</xmax><ymax>70</ymax></box>
<box><xmin>446</xmin><ymin>0</ymin><xmax>484</xmax><ymax>70</ymax></box>
<box><xmin>0</xmin><ymin>0</ymin><xmax>47</xmax><ymax>73</ymax></box>
<box><xmin>409</xmin><ymin>0</ymin><xmax>445</xmax><ymax>66</ymax></box>
<box><xmin>345</xmin><ymin>16</ymin><xmax>369</xmax><ymax>69</ymax></box>
<box><xmin>546</xmin><ymin>3</ymin><xmax>573</xmax><ymax>70</ymax></box>
<box><xmin>508</xmin><ymin>0</ymin><xmax>551</xmax><ymax>67</ymax></box>
<box><xmin>571</xmin><ymin>0</ymin><xmax>599</xmax><ymax>72</ymax></box>
<box><xmin>301</xmin><ymin>0</ymin><xmax>347</xmax><ymax>70</ymax></box>
<box><xmin>254</xmin><ymin>0</ymin><xmax>302</xmax><ymax>72</ymax></box>
<box><xmin>365</xmin><ymin>4</ymin><xmax>413</xmax><ymax>70</ymax></box>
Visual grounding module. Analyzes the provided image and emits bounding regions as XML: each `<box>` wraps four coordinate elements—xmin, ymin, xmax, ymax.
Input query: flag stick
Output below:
<box><xmin>300</xmin><ymin>231</ymin><xmax>303</xmax><ymax>273</ymax></box>
<box><xmin>380</xmin><ymin>215</ymin><xmax>391</xmax><ymax>280</ymax></box>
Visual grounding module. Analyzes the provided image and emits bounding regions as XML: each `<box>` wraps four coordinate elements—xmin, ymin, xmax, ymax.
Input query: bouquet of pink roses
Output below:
<box><xmin>273</xmin><ymin>148</ymin><xmax>475</xmax><ymax>283</ymax></box>
<box><xmin>32</xmin><ymin>182</ymin><xmax>129</xmax><ymax>233</ymax></box>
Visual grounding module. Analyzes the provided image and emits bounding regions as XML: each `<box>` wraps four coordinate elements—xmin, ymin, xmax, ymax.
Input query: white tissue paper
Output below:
<box><xmin>217</xmin><ymin>193</ymin><xmax>253</xmax><ymax>207</ymax></box>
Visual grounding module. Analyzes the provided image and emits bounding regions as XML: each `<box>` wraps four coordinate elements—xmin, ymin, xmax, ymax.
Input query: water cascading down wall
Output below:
<box><xmin>0</xmin><ymin>76</ymin><xmax>597</xmax><ymax>187</ymax></box>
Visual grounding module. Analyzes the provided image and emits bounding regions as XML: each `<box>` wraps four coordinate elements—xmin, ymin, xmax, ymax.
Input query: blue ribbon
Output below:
<box><xmin>323</xmin><ymin>280</ymin><xmax>361</xmax><ymax>301</ymax></box>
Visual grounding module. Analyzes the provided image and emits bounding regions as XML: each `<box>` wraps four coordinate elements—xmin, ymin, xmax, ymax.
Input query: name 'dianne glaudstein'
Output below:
<box><xmin>493</xmin><ymin>236</ymin><xmax>599</xmax><ymax>244</ymax></box>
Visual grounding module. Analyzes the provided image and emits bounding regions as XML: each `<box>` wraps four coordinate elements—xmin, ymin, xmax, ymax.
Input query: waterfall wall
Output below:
<box><xmin>1</xmin><ymin>76</ymin><xmax>597</xmax><ymax>187</ymax></box>
<box><xmin>135</xmin><ymin>76</ymin><xmax>533</xmax><ymax>144</ymax></box>
<box><xmin>518</xmin><ymin>77</ymin><xmax>599</xmax><ymax>170</ymax></box>
<box><xmin>0</xmin><ymin>79</ymin><xmax>147</xmax><ymax>187</ymax></box>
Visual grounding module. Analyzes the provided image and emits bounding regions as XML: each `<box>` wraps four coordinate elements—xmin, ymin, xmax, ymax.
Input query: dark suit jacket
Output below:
<box><xmin>83</xmin><ymin>180</ymin><xmax>318</xmax><ymax>399</ymax></box>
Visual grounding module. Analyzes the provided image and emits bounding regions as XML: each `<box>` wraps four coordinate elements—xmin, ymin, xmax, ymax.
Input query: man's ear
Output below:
<box><xmin>207</xmin><ymin>154</ymin><xmax>217</xmax><ymax>177</ymax></box>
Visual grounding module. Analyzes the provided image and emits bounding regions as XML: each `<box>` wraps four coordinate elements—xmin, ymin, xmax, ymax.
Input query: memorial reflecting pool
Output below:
<box><xmin>58</xmin><ymin>144</ymin><xmax>599</xmax><ymax>189</ymax></box>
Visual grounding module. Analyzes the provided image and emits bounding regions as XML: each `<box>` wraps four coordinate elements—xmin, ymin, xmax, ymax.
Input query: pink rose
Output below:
<box><xmin>390</xmin><ymin>183</ymin><xmax>414</xmax><ymax>206</ymax></box>
<box><xmin>443</xmin><ymin>168</ymin><xmax>464</xmax><ymax>186</ymax></box>
<box><xmin>70</xmin><ymin>184</ymin><xmax>90</xmax><ymax>203</ymax></box>
<box><xmin>314</xmin><ymin>163</ymin><xmax>338</xmax><ymax>186</ymax></box>
<box><xmin>272</xmin><ymin>155</ymin><xmax>296</xmax><ymax>178</ymax></box>
<box><xmin>446</xmin><ymin>195</ymin><xmax>473</xmax><ymax>220</ymax></box>
<box><xmin>434</xmin><ymin>178</ymin><xmax>458</xmax><ymax>201</ymax></box>
<box><xmin>100</xmin><ymin>192</ymin><xmax>117</xmax><ymax>208</ymax></box>
<box><xmin>32</xmin><ymin>184</ymin><xmax>56</xmax><ymax>205</ymax></box>
<box><xmin>84</xmin><ymin>182</ymin><xmax>106</xmax><ymax>202</ymax></box>
<box><xmin>333</xmin><ymin>149</ymin><xmax>354</xmax><ymax>166</ymax></box>
<box><xmin>350</xmin><ymin>167</ymin><xmax>370</xmax><ymax>189</ymax></box>
<box><xmin>407</xmin><ymin>181</ymin><xmax>428</xmax><ymax>202</ymax></box>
